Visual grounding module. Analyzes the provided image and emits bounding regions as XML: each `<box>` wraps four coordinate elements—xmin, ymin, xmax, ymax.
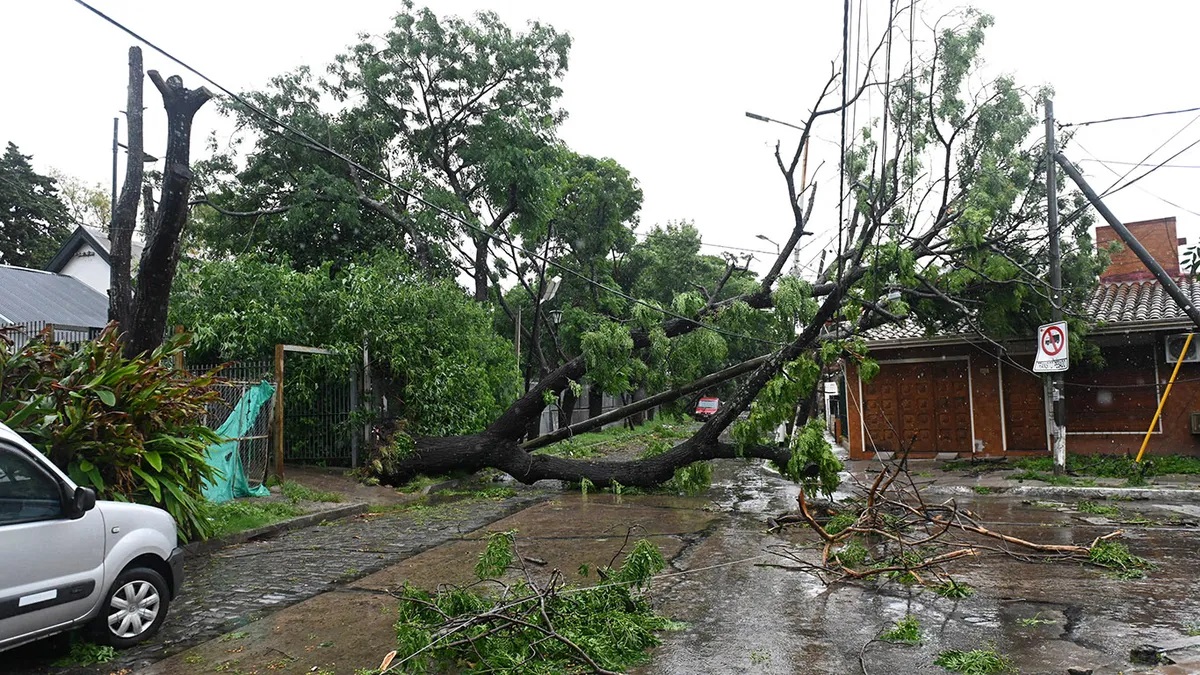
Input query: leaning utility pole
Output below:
<box><xmin>1045</xmin><ymin>99</ymin><xmax>1067</xmax><ymax>476</ymax></box>
<box><xmin>1054</xmin><ymin>156</ymin><xmax>1200</xmax><ymax>329</ymax></box>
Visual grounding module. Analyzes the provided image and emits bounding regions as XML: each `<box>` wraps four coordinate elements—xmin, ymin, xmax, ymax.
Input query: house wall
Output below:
<box><xmin>1066</xmin><ymin>339</ymin><xmax>1200</xmax><ymax>456</ymax></box>
<box><xmin>847</xmin><ymin>334</ymin><xmax>1200</xmax><ymax>460</ymax></box>
<box><xmin>845</xmin><ymin>344</ymin><xmax>1007</xmax><ymax>460</ymax></box>
<box><xmin>58</xmin><ymin>242</ymin><xmax>110</xmax><ymax>295</ymax></box>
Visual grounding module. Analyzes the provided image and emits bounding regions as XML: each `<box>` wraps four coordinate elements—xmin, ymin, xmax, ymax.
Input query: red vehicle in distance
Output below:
<box><xmin>695</xmin><ymin>397</ymin><xmax>720</xmax><ymax>417</ymax></box>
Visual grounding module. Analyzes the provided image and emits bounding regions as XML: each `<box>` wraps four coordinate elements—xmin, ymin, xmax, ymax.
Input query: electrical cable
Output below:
<box><xmin>1056</xmin><ymin>111</ymin><xmax>1200</xmax><ymax>230</ymax></box>
<box><xmin>1061</xmin><ymin>105</ymin><xmax>1200</xmax><ymax>128</ymax></box>
<box><xmin>838</xmin><ymin>0</ymin><xmax>851</xmax><ymax>285</ymax></box>
<box><xmin>1073</xmin><ymin>141</ymin><xmax>1200</xmax><ymax>219</ymax></box>
<box><xmin>71</xmin><ymin>0</ymin><xmax>790</xmax><ymax>348</ymax></box>
<box><xmin>1079</xmin><ymin>159</ymin><xmax>1200</xmax><ymax>170</ymax></box>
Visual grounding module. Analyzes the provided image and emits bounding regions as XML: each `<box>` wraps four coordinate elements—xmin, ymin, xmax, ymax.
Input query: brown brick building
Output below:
<box><xmin>843</xmin><ymin>217</ymin><xmax>1200</xmax><ymax>460</ymax></box>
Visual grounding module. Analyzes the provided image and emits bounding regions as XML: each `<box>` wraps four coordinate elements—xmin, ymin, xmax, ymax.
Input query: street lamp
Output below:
<box><xmin>111</xmin><ymin>116</ymin><xmax>159</xmax><ymax>208</ymax></box>
<box><xmin>755</xmin><ymin>234</ymin><xmax>780</xmax><ymax>255</ymax></box>
<box><xmin>745</xmin><ymin>111</ymin><xmax>805</xmax><ymax>132</ymax></box>
<box><xmin>746</xmin><ymin>111</ymin><xmax>811</xmax><ymax>192</ymax></box>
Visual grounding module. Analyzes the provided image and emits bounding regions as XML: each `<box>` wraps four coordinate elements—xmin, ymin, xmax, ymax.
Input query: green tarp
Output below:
<box><xmin>202</xmin><ymin>380</ymin><xmax>274</xmax><ymax>503</ymax></box>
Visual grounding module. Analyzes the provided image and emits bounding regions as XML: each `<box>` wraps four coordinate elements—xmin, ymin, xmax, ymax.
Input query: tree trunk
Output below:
<box><xmin>558</xmin><ymin>387</ymin><xmax>577</xmax><ymax>430</ymax></box>
<box><xmin>473</xmin><ymin>235</ymin><xmax>489</xmax><ymax>302</ymax></box>
<box><xmin>367</xmin><ymin>288</ymin><xmax>848</xmax><ymax>488</ymax></box>
<box><xmin>108</xmin><ymin>46</ymin><xmax>143</xmax><ymax>328</ymax></box>
<box><xmin>372</xmin><ymin>433</ymin><xmax>791</xmax><ymax>488</ymax></box>
<box><xmin>628</xmin><ymin>387</ymin><xmax>647</xmax><ymax>426</ymax></box>
<box><xmin>588</xmin><ymin>386</ymin><xmax>603</xmax><ymax>419</ymax></box>
<box><xmin>123</xmin><ymin>72</ymin><xmax>212</xmax><ymax>358</ymax></box>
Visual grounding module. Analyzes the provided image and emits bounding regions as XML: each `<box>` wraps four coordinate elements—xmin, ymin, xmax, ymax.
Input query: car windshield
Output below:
<box><xmin>697</xmin><ymin>400</ymin><xmax>718</xmax><ymax>409</ymax></box>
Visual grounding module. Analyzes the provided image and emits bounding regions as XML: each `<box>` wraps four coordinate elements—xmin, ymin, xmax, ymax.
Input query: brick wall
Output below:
<box><xmin>1096</xmin><ymin>217</ymin><xmax>1185</xmax><ymax>282</ymax></box>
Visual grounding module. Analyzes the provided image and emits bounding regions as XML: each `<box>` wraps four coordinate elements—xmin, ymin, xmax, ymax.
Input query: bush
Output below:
<box><xmin>0</xmin><ymin>327</ymin><xmax>221</xmax><ymax>541</ymax></box>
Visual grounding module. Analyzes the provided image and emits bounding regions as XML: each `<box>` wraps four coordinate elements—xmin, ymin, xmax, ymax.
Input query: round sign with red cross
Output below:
<box><xmin>1041</xmin><ymin>325</ymin><xmax>1065</xmax><ymax>356</ymax></box>
<box><xmin>1034</xmin><ymin>321</ymin><xmax>1069</xmax><ymax>372</ymax></box>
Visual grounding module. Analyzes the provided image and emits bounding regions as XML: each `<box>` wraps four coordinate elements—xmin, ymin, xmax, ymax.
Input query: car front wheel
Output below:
<box><xmin>91</xmin><ymin>567</ymin><xmax>170</xmax><ymax>647</ymax></box>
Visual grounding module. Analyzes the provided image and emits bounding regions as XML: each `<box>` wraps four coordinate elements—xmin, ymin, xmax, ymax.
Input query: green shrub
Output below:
<box><xmin>881</xmin><ymin>615</ymin><xmax>921</xmax><ymax>645</ymax></box>
<box><xmin>0</xmin><ymin>327</ymin><xmax>221</xmax><ymax>541</ymax></box>
<box><xmin>934</xmin><ymin>647</ymin><xmax>1012</xmax><ymax>674</ymax></box>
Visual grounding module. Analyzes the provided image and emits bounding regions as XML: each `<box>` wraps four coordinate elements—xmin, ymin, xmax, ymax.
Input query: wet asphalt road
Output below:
<box><xmin>8</xmin><ymin>460</ymin><xmax>1200</xmax><ymax>674</ymax></box>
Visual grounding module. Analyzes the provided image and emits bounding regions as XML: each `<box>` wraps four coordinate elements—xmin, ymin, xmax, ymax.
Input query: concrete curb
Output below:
<box><xmin>183</xmin><ymin>502</ymin><xmax>370</xmax><ymax>557</ymax></box>
<box><xmin>920</xmin><ymin>483</ymin><xmax>1200</xmax><ymax>503</ymax></box>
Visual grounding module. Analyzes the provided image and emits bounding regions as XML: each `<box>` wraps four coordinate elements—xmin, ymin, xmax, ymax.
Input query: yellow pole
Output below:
<box><xmin>1136</xmin><ymin>332</ymin><xmax>1193</xmax><ymax>463</ymax></box>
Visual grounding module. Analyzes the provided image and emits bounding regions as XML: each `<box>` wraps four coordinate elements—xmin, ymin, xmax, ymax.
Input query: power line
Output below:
<box><xmin>1060</xmin><ymin>105</ymin><xmax>1200</xmax><ymax>128</ymax></box>
<box><xmin>635</xmin><ymin>232</ymin><xmax>778</xmax><ymax>257</ymax></box>
<box><xmin>1102</xmin><ymin>135</ymin><xmax>1200</xmax><ymax>200</ymax></box>
<box><xmin>1091</xmin><ymin>111</ymin><xmax>1200</xmax><ymax>200</ymax></box>
<box><xmin>1079</xmin><ymin>158</ymin><xmax>1200</xmax><ymax>169</ymax></box>
<box><xmin>1057</xmin><ymin>111</ymin><xmax>1200</xmax><ymax>228</ymax></box>
<box><xmin>1074</xmin><ymin>142</ymin><xmax>1200</xmax><ymax>219</ymax></box>
<box><xmin>72</xmin><ymin>0</ymin><xmax>788</xmax><ymax>348</ymax></box>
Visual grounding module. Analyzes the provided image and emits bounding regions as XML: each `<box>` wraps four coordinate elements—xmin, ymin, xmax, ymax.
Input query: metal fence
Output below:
<box><xmin>189</xmin><ymin>361</ymin><xmax>275</xmax><ymax>488</ymax></box>
<box><xmin>281</xmin><ymin>357</ymin><xmax>360</xmax><ymax>467</ymax></box>
<box><xmin>0</xmin><ymin>321</ymin><xmax>103</xmax><ymax>351</ymax></box>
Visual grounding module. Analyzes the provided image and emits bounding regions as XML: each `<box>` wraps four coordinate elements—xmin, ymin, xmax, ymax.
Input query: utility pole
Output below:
<box><xmin>1045</xmin><ymin>98</ymin><xmax>1067</xmax><ymax>476</ymax></box>
<box><xmin>111</xmin><ymin>117</ymin><xmax>119</xmax><ymax>210</ymax></box>
<box><xmin>1055</xmin><ymin>155</ymin><xmax>1200</xmax><ymax>329</ymax></box>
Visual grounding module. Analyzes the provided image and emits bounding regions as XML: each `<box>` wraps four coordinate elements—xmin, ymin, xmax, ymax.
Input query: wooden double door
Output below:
<box><xmin>861</xmin><ymin>361</ymin><xmax>972</xmax><ymax>454</ymax></box>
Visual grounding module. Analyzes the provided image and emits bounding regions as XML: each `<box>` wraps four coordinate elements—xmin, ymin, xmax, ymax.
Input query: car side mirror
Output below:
<box><xmin>70</xmin><ymin>486</ymin><xmax>97</xmax><ymax>519</ymax></box>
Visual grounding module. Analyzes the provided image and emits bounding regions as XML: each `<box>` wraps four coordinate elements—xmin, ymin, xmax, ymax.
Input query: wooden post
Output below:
<box><xmin>173</xmin><ymin>325</ymin><xmax>185</xmax><ymax>370</ymax></box>
<box><xmin>274</xmin><ymin>343</ymin><xmax>285</xmax><ymax>480</ymax></box>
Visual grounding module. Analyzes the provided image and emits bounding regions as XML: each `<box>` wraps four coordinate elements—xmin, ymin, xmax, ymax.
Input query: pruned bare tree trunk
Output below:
<box><xmin>123</xmin><ymin>72</ymin><xmax>212</xmax><ymax>358</ymax></box>
<box><xmin>108</xmin><ymin>46</ymin><xmax>143</xmax><ymax>328</ymax></box>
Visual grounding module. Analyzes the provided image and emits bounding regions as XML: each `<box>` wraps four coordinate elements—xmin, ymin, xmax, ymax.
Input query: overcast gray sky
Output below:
<box><xmin>3</xmin><ymin>1</ymin><xmax>1197</xmax><ymax>275</ymax></box>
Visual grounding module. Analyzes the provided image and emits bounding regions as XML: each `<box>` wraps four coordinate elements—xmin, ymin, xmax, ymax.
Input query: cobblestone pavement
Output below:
<box><xmin>6</xmin><ymin>488</ymin><xmax>553</xmax><ymax>674</ymax></box>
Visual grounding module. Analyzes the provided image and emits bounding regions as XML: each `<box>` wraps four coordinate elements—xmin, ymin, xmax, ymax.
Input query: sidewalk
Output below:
<box><xmin>842</xmin><ymin>457</ymin><xmax>1200</xmax><ymax>503</ymax></box>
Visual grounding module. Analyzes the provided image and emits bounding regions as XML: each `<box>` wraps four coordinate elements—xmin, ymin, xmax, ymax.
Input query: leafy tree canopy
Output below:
<box><xmin>0</xmin><ymin>142</ymin><xmax>71</xmax><ymax>267</ymax></box>
<box><xmin>169</xmin><ymin>252</ymin><xmax>519</xmax><ymax>436</ymax></box>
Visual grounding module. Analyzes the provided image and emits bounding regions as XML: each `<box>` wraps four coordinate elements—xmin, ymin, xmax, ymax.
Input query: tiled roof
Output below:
<box><xmin>1086</xmin><ymin>278</ymin><xmax>1200</xmax><ymax>324</ymax></box>
<box><xmin>0</xmin><ymin>266</ymin><xmax>108</xmax><ymax>327</ymax></box>
<box><xmin>862</xmin><ymin>322</ymin><xmax>935</xmax><ymax>342</ymax></box>
<box><xmin>865</xmin><ymin>278</ymin><xmax>1200</xmax><ymax>346</ymax></box>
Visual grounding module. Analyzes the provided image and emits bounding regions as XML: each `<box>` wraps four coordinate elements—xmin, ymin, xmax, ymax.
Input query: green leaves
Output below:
<box><xmin>475</xmin><ymin>530</ymin><xmax>517</xmax><ymax>580</ymax></box>
<box><xmin>395</xmin><ymin>534</ymin><xmax>671</xmax><ymax>673</ymax></box>
<box><xmin>0</xmin><ymin>142</ymin><xmax>71</xmax><ymax>267</ymax></box>
<box><xmin>580</xmin><ymin>321</ymin><xmax>635</xmax><ymax>394</ymax></box>
<box><xmin>0</xmin><ymin>328</ymin><xmax>221</xmax><ymax>541</ymax></box>
<box><xmin>784</xmin><ymin>418</ymin><xmax>843</xmax><ymax>500</ymax></box>
<box><xmin>172</xmin><ymin>252</ymin><xmax>520</xmax><ymax>437</ymax></box>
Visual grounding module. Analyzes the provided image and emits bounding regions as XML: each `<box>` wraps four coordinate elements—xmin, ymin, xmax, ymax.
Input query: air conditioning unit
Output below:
<box><xmin>1164</xmin><ymin>334</ymin><xmax>1200</xmax><ymax>364</ymax></box>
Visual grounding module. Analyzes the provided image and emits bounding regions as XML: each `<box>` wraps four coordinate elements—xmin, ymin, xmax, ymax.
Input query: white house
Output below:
<box><xmin>43</xmin><ymin>226</ymin><xmax>143</xmax><ymax>295</ymax></box>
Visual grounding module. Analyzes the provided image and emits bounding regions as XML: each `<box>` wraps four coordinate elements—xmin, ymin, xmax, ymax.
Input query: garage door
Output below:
<box><xmin>861</xmin><ymin>360</ymin><xmax>971</xmax><ymax>454</ymax></box>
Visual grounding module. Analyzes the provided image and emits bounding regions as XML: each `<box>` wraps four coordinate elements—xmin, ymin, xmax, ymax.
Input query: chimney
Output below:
<box><xmin>1095</xmin><ymin>216</ymin><xmax>1185</xmax><ymax>282</ymax></box>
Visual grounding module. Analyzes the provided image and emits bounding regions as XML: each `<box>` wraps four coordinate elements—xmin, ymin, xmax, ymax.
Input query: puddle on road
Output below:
<box><xmin>635</xmin><ymin>458</ymin><xmax>1200</xmax><ymax>674</ymax></box>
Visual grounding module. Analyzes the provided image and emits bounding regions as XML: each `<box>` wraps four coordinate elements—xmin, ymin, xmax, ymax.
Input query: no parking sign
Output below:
<box><xmin>1033</xmin><ymin>321</ymin><xmax>1069</xmax><ymax>373</ymax></box>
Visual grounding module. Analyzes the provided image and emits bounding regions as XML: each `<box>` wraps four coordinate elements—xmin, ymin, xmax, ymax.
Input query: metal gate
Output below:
<box><xmin>190</xmin><ymin>360</ymin><xmax>275</xmax><ymax>488</ymax></box>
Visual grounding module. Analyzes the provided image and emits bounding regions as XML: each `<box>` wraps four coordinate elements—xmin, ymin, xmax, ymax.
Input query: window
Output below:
<box><xmin>0</xmin><ymin>445</ymin><xmax>64</xmax><ymax>525</ymax></box>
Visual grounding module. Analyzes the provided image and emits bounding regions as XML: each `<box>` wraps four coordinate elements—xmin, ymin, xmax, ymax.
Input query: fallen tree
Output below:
<box><xmin>158</xmin><ymin>6</ymin><xmax>1105</xmax><ymax>490</ymax></box>
<box><xmin>356</xmin><ymin>6</ymin><xmax>1104</xmax><ymax>488</ymax></box>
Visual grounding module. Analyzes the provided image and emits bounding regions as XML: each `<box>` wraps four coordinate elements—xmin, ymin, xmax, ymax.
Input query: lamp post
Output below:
<box><xmin>111</xmin><ymin>115</ymin><xmax>159</xmax><ymax>213</ymax></box>
<box><xmin>745</xmin><ymin>111</ymin><xmax>805</xmax><ymax>132</ymax></box>
<box><xmin>755</xmin><ymin>233</ymin><xmax>780</xmax><ymax>256</ymax></box>
<box><xmin>745</xmin><ymin>110</ymin><xmax>811</xmax><ymax>196</ymax></box>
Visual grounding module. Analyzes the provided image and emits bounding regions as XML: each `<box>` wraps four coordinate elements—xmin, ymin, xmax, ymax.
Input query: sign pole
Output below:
<box><xmin>1045</xmin><ymin>98</ymin><xmax>1067</xmax><ymax>476</ymax></box>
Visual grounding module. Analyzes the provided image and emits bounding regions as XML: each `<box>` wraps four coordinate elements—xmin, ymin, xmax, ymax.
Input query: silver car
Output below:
<box><xmin>0</xmin><ymin>422</ymin><xmax>184</xmax><ymax>652</ymax></box>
